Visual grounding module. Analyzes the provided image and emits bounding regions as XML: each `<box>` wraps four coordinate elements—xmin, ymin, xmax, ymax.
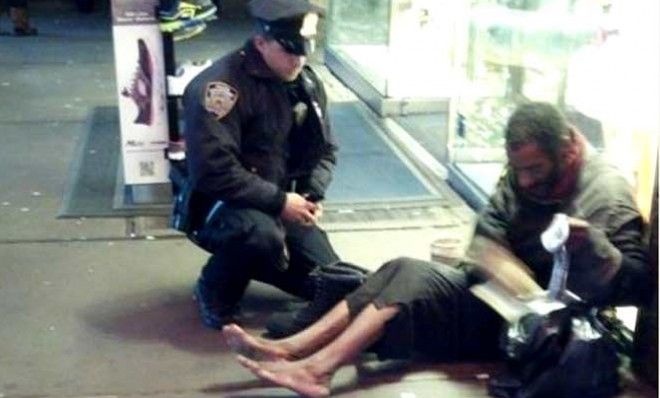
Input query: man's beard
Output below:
<box><xmin>522</xmin><ymin>165</ymin><xmax>562</xmax><ymax>200</ymax></box>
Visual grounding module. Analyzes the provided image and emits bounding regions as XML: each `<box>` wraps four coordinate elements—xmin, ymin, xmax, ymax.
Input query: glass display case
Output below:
<box><xmin>448</xmin><ymin>0</ymin><xmax>659</xmax><ymax>216</ymax></box>
<box><xmin>325</xmin><ymin>0</ymin><xmax>464</xmax><ymax>116</ymax></box>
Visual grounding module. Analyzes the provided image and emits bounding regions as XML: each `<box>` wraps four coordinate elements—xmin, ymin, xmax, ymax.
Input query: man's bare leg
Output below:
<box><xmin>237</xmin><ymin>303</ymin><xmax>400</xmax><ymax>398</ymax></box>
<box><xmin>223</xmin><ymin>300</ymin><xmax>352</xmax><ymax>360</ymax></box>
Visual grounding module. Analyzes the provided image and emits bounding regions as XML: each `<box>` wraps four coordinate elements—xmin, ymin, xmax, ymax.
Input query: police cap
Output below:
<box><xmin>249</xmin><ymin>0</ymin><xmax>324</xmax><ymax>56</ymax></box>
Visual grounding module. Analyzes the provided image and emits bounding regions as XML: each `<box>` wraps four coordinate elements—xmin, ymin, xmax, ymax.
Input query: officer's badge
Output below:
<box><xmin>204</xmin><ymin>81</ymin><xmax>238</xmax><ymax>120</ymax></box>
<box><xmin>293</xmin><ymin>102</ymin><xmax>308</xmax><ymax>126</ymax></box>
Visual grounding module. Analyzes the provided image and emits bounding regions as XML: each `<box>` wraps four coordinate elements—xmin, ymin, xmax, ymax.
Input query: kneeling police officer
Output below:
<box><xmin>176</xmin><ymin>0</ymin><xmax>342</xmax><ymax>329</ymax></box>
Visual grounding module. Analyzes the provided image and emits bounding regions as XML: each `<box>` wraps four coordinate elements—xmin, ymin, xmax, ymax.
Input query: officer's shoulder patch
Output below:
<box><xmin>204</xmin><ymin>81</ymin><xmax>239</xmax><ymax>120</ymax></box>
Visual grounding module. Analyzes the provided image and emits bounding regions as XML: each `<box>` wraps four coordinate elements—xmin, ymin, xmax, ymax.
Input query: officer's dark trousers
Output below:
<box><xmin>196</xmin><ymin>205</ymin><xmax>339</xmax><ymax>306</ymax></box>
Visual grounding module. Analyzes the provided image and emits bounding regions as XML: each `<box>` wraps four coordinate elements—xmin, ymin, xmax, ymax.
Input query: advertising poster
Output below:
<box><xmin>111</xmin><ymin>0</ymin><xmax>170</xmax><ymax>184</ymax></box>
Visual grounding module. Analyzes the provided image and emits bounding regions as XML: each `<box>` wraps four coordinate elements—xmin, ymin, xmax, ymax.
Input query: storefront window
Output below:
<box><xmin>326</xmin><ymin>0</ymin><xmax>463</xmax><ymax>114</ymax></box>
<box><xmin>326</xmin><ymin>0</ymin><xmax>390</xmax><ymax>95</ymax></box>
<box><xmin>449</xmin><ymin>0</ymin><xmax>659</xmax><ymax>218</ymax></box>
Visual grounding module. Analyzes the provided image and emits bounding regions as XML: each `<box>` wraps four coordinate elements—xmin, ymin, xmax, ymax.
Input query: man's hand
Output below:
<box><xmin>566</xmin><ymin>216</ymin><xmax>591</xmax><ymax>252</ymax></box>
<box><xmin>281</xmin><ymin>193</ymin><xmax>319</xmax><ymax>225</ymax></box>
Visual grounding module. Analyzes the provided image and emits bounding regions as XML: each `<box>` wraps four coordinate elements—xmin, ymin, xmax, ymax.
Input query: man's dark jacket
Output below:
<box><xmin>470</xmin><ymin>150</ymin><xmax>650</xmax><ymax>306</ymax></box>
<box><xmin>181</xmin><ymin>40</ymin><xmax>337</xmax><ymax>223</ymax></box>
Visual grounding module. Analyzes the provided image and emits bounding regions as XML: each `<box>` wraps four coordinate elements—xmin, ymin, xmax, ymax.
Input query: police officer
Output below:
<box><xmin>180</xmin><ymin>0</ymin><xmax>340</xmax><ymax>329</ymax></box>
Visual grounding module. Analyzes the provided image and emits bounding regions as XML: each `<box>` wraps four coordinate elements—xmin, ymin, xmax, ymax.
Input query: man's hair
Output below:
<box><xmin>505</xmin><ymin>102</ymin><xmax>571</xmax><ymax>160</ymax></box>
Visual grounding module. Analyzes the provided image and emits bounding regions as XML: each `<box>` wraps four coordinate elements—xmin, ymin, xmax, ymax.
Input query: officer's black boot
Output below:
<box><xmin>194</xmin><ymin>277</ymin><xmax>240</xmax><ymax>330</ymax></box>
<box><xmin>265</xmin><ymin>262</ymin><xmax>370</xmax><ymax>338</ymax></box>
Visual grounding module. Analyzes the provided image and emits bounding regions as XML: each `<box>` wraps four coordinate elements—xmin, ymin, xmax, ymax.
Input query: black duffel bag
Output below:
<box><xmin>488</xmin><ymin>304</ymin><xmax>621</xmax><ymax>398</ymax></box>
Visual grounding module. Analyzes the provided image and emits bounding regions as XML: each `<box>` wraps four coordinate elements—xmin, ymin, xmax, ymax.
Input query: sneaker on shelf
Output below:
<box><xmin>160</xmin><ymin>18</ymin><xmax>208</xmax><ymax>41</ymax></box>
<box><xmin>159</xmin><ymin>0</ymin><xmax>218</xmax><ymax>22</ymax></box>
<box><xmin>159</xmin><ymin>14</ymin><xmax>205</xmax><ymax>33</ymax></box>
<box><xmin>172</xmin><ymin>20</ymin><xmax>207</xmax><ymax>41</ymax></box>
<box><xmin>159</xmin><ymin>6</ymin><xmax>183</xmax><ymax>22</ymax></box>
<box><xmin>179</xmin><ymin>0</ymin><xmax>218</xmax><ymax>21</ymax></box>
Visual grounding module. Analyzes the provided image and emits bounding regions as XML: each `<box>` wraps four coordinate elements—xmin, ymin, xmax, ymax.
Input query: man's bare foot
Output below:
<box><xmin>222</xmin><ymin>324</ymin><xmax>292</xmax><ymax>361</ymax></box>
<box><xmin>236</xmin><ymin>355</ymin><xmax>331</xmax><ymax>398</ymax></box>
<box><xmin>236</xmin><ymin>354</ymin><xmax>297</xmax><ymax>372</ymax></box>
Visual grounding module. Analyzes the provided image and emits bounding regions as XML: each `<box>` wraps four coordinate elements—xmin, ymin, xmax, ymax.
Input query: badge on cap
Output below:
<box><xmin>300</xmin><ymin>13</ymin><xmax>318</xmax><ymax>38</ymax></box>
<box><xmin>204</xmin><ymin>81</ymin><xmax>238</xmax><ymax>120</ymax></box>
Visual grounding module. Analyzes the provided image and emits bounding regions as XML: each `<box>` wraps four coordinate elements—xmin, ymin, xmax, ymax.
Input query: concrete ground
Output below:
<box><xmin>0</xmin><ymin>1</ymin><xmax>655</xmax><ymax>397</ymax></box>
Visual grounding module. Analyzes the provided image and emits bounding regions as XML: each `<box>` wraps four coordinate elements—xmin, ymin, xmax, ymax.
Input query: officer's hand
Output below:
<box><xmin>311</xmin><ymin>202</ymin><xmax>323</xmax><ymax>221</ymax></box>
<box><xmin>281</xmin><ymin>193</ymin><xmax>318</xmax><ymax>225</ymax></box>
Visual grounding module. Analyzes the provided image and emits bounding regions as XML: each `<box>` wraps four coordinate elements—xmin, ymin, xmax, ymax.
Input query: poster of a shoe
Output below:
<box><xmin>113</xmin><ymin>28</ymin><xmax>167</xmax><ymax>135</ymax></box>
<box><xmin>121</xmin><ymin>39</ymin><xmax>154</xmax><ymax>125</ymax></box>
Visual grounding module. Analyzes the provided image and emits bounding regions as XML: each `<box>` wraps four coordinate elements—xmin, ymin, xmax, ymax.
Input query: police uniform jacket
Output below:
<box><xmin>468</xmin><ymin>151</ymin><xmax>651</xmax><ymax>306</ymax></box>
<box><xmin>182</xmin><ymin>40</ymin><xmax>337</xmax><ymax>220</ymax></box>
